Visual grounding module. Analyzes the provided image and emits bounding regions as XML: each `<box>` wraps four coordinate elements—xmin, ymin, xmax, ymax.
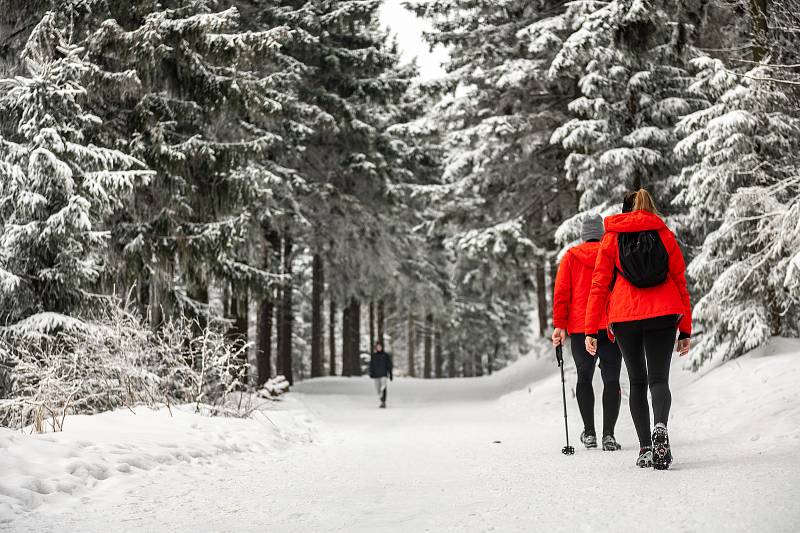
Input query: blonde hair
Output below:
<box><xmin>633</xmin><ymin>188</ymin><xmax>660</xmax><ymax>215</ymax></box>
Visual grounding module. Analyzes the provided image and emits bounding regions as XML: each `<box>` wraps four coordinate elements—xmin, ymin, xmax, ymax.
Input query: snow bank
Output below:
<box><xmin>0</xmin><ymin>397</ymin><xmax>315</xmax><ymax>524</ymax></box>
<box><xmin>3</xmin><ymin>338</ymin><xmax>799</xmax><ymax>531</ymax></box>
<box><xmin>675</xmin><ymin>337</ymin><xmax>800</xmax><ymax>449</ymax></box>
<box><xmin>495</xmin><ymin>336</ymin><xmax>800</xmax><ymax>453</ymax></box>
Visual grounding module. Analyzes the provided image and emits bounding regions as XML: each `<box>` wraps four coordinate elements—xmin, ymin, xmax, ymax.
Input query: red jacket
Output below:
<box><xmin>553</xmin><ymin>241</ymin><xmax>607</xmax><ymax>334</ymax></box>
<box><xmin>585</xmin><ymin>211</ymin><xmax>692</xmax><ymax>337</ymax></box>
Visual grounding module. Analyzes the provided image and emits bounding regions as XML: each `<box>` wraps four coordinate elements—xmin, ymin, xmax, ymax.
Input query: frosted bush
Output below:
<box><xmin>0</xmin><ymin>304</ymin><xmax>249</xmax><ymax>431</ymax></box>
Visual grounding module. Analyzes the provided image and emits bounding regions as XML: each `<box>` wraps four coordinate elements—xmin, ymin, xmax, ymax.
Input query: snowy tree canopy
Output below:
<box><xmin>0</xmin><ymin>0</ymin><xmax>798</xmax><ymax>385</ymax></box>
<box><xmin>0</xmin><ymin>13</ymin><xmax>150</xmax><ymax>327</ymax></box>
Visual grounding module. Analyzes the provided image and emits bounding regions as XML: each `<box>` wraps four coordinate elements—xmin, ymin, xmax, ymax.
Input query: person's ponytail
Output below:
<box><xmin>632</xmin><ymin>188</ymin><xmax>660</xmax><ymax>215</ymax></box>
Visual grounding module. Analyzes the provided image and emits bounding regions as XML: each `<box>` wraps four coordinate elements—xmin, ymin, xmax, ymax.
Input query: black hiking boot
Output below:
<box><xmin>652</xmin><ymin>423</ymin><xmax>672</xmax><ymax>470</ymax></box>
<box><xmin>580</xmin><ymin>430</ymin><xmax>597</xmax><ymax>449</ymax></box>
<box><xmin>379</xmin><ymin>401</ymin><xmax>386</xmax><ymax>408</ymax></box>
<box><xmin>636</xmin><ymin>446</ymin><xmax>653</xmax><ymax>468</ymax></box>
<box><xmin>602</xmin><ymin>434</ymin><xmax>622</xmax><ymax>451</ymax></box>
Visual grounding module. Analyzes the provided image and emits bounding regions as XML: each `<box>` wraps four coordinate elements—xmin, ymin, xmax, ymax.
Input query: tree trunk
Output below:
<box><xmin>407</xmin><ymin>310</ymin><xmax>416</xmax><ymax>377</ymax></box>
<box><xmin>768</xmin><ymin>285</ymin><xmax>782</xmax><ymax>336</ymax></box>
<box><xmin>245</xmin><ymin>229</ymin><xmax>263</xmax><ymax>386</ymax></box>
<box><xmin>342</xmin><ymin>298</ymin><xmax>362</xmax><ymax>376</ymax></box>
<box><xmin>489</xmin><ymin>342</ymin><xmax>499</xmax><ymax>376</ymax></box>
<box><xmin>369</xmin><ymin>301</ymin><xmax>375</xmax><ymax>352</ymax></box>
<box><xmin>434</xmin><ymin>324</ymin><xmax>443</xmax><ymax>378</ymax></box>
<box><xmin>377</xmin><ymin>299</ymin><xmax>385</xmax><ymax>345</ymax></box>
<box><xmin>275</xmin><ymin>292</ymin><xmax>283</xmax><ymax>376</ymax></box>
<box><xmin>474</xmin><ymin>352</ymin><xmax>484</xmax><ymax>377</ymax></box>
<box><xmin>274</xmin><ymin>235</ymin><xmax>284</xmax><ymax>378</ymax></box>
<box><xmin>342</xmin><ymin>301</ymin><xmax>352</xmax><ymax>376</ymax></box>
<box><xmin>536</xmin><ymin>261</ymin><xmax>548</xmax><ymax>337</ymax></box>
<box><xmin>351</xmin><ymin>299</ymin><xmax>361</xmax><ymax>376</ymax></box>
<box><xmin>750</xmin><ymin>0</ymin><xmax>769</xmax><ymax>62</ymax></box>
<box><xmin>423</xmin><ymin>312</ymin><xmax>433</xmax><ymax>378</ymax></box>
<box><xmin>257</xmin><ymin>229</ymin><xmax>279</xmax><ymax>386</ymax></box>
<box><xmin>222</xmin><ymin>282</ymin><xmax>231</xmax><ymax>317</ymax></box>
<box><xmin>448</xmin><ymin>346</ymin><xmax>456</xmax><ymax>378</ymax></box>
<box><xmin>149</xmin><ymin>254</ymin><xmax>173</xmax><ymax>331</ymax></box>
<box><xmin>231</xmin><ymin>286</ymin><xmax>248</xmax><ymax>339</ymax></box>
<box><xmin>257</xmin><ymin>298</ymin><xmax>273</xmax><ymax>386</ymax></box>
<box><xmin>137</xmin><ymin>272</ymin><xmax>148</xmax><ymax>320</ymax></box>
<box><xmin>329</xmin><ymin>298</ymin><xmax>336</xmax><ymax>376</ymax></box>
<box><xmin>463</xmin><ymin>350</ymin><xmax>473</xmax><ymax>378</ymax></box>
<box><xmin>310</xmin><ymin>254</ymin><xmax>324</xmax><ymax>378</ymax></box>
<box><xmin>278</xmin><ymin>235</ymin><xmax>294</xmax><ymax>385</ymax></box>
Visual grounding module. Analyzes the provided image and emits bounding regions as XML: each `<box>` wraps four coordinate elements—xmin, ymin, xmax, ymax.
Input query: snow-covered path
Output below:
<box><xmin>5</xmin><ymin>340</ymin><xmax>800</xmax><ymax>532</ymax></box>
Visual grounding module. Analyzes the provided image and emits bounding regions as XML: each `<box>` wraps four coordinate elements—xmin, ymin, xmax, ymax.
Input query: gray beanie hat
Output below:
<box><xmin>581</xmin><ymin>215</ymin><xmax>604</xmax><ymax>242</ymax></box>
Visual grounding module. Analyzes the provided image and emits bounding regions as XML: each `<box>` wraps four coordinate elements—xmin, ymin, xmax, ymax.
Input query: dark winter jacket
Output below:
<box><xmin>369</xmin><ymin>351</ymin><xmax>393</xmax><ymax>379</ymax></box>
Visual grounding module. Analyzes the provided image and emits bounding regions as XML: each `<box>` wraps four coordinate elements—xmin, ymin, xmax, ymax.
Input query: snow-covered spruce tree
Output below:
<box><xmin>264</xmin><ymin>1</ymin><xmax>432</xmax><ymax>377</ymax></box>
<box><xmin>389</xmin><ymin>224</ymin><xmax>451</xmax><ymax>377</ymax></box>
<box><xmin>0</xmin><ymin>1</ymin><xmax>106</xmax><ymax>74</ymax></box>
<box><xmin>78</xmin><ymin>1</ymin><xmax>309</xmax><ymax>333</ymax></box>
<box><xmin>0</xmin><ymin>13</ymin><xmax>149</xmax><ymax>330</ymax></box>
<box><xmin>447</xmin><ymin>220</ymin><xmax>544</xmax><ymax>374</ymax></box>
<box><xmin>378</xmin><ymin>77</ymin><xmax>449</xmax><ymax>377</ymax></box>
<box><xmin>225</xmin><ymin>0</ymin><xmax>318</xmax><ymax>384</ymax></box>
<box><xmin>672</xmin><ymin>4</ymin><xmax>800</xmax><ymax>365</ymax></box>
<box><xmin>550</xmin><ymin>0</ymin><xmax>702</xmax><ymax>221</ymax></box>
<box><xmin>413</xmin><ymin>1</ymin><xmax>576</xmax><ymax>358</ymax></box>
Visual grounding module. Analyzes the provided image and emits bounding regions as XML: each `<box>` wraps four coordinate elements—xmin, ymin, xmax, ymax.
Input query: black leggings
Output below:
<box><xmin>613</xmin><ymin>315</ymin><xmax>678</xmax><ymax>448</ymax></box>
<box><xmin>570</xmin><ymin>332</ymin><xmax>622</xmax><ymax>437</ymax></box>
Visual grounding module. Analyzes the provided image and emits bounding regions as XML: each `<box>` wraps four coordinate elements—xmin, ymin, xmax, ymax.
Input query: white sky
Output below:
<box><xmin>378</xmin><ymin>0</ymin><xmax>448</xmax><ymax>80</ymax></box>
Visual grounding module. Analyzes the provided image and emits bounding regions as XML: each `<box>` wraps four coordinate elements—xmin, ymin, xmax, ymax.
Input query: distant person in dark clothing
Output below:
<box><xmin>369</xmin><ymin>342</ymin><xmax>393</xmax><ymax>408</ymax></box>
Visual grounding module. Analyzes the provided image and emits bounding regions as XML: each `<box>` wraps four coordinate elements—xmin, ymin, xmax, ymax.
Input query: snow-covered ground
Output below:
<box><xmin>3</xmin><ymin>339</ymin><xmax>800</xmax><ymax>532</ymax></box>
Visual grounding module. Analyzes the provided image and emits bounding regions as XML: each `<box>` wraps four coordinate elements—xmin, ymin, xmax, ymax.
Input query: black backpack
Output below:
<box><xmin>617</xmin><ymin>230</ymin><xmax>669</xmax><ymax>288</ymax></box>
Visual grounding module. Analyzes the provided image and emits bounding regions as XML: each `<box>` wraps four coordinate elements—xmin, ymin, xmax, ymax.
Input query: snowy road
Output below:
<box><xmin>5</xmin><ymin>340</ymin><xmax>800</xmax><ymax>532</ymax></box>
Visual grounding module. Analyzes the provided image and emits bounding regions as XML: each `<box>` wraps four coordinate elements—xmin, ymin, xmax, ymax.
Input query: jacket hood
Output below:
<box><xmin>604</xmin><ymin>210</ymin><xmax>667</xmax><ymax>233</ymax></box>
<box><xmin>569</xmin><ymin>241</ymin><xmax>601</xmax><ymax>268</ymax></box>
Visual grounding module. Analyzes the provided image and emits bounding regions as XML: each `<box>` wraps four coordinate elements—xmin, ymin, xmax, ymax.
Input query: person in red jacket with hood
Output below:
<box><xmin>585</xmin><ymin>189</ymin><xmax>692</xmax><ymax>470</ymax></box>
<box><xmin>552</xmin><ymin>215</ymin><xmax>623</xmax><ymax>452</ymax></box>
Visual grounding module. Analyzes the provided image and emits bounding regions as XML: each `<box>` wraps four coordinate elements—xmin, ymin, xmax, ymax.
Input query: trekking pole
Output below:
<box><xmin>556</xmin><ymin>345</ymin><xmax>575</xmax><ymax>455</ymax></box>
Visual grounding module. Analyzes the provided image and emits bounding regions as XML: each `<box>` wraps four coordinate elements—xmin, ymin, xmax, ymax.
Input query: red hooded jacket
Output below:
<box><xmin>584</xmin><ymin>211</ymin><xmax>692</xmax><ymax>337</ymax></box>
<box><xmin>553</xmin><ymin>241</ymin><xmax>607</xmax><ymax>334</ymax></box>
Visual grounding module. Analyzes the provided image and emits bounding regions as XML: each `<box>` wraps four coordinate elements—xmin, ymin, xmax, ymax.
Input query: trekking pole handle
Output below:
<box><xmin>555</xmin><ymin>345</ymin><xmax>563</xmax><ymax>367</ymax></box>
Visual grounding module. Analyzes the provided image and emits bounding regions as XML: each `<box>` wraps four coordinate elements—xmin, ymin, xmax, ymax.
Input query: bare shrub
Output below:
<box><xmin>0</xmin><ymin>304</ymin><xmax>250</xmax><ymax>431</ymax></box>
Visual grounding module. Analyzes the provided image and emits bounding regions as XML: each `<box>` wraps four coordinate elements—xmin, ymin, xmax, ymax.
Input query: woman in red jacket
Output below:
<box><xmin>552</xmin><ymin>215</ymin><xmax>623</xmax><ymax>451</ymax></box>
<box><xmin>585</xmin><ymin>189</ymin><xmax>692</xmax><ymax>470</ymax></box>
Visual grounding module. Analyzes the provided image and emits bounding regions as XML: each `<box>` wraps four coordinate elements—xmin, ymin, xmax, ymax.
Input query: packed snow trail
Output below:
<box><xmin>4</xmin><ymin>340</ymin><xmax>800</xmax><ymax>532</ymax></box>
